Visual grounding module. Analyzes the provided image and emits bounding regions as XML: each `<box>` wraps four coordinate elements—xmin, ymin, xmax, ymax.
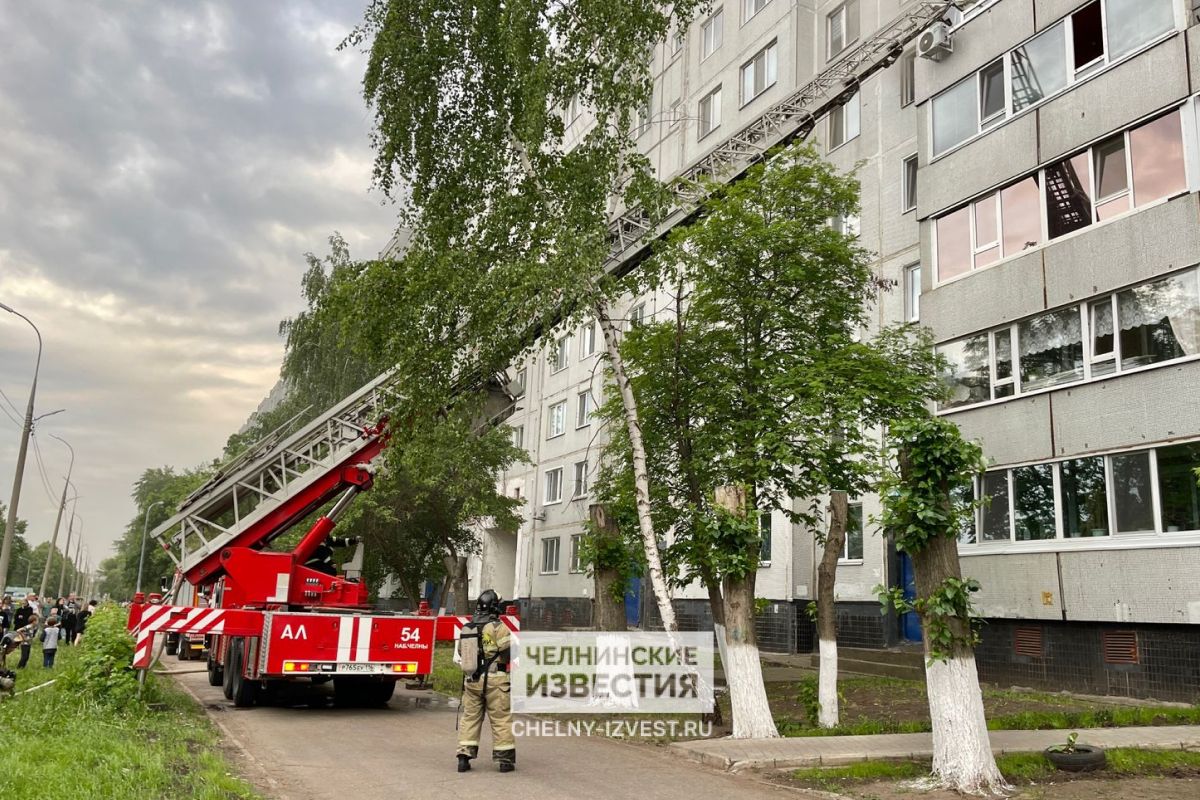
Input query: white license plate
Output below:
<box><xmin>337</xmin><ymin>662</ymin><xmax>385</xmax><ymax>674</ymax></box>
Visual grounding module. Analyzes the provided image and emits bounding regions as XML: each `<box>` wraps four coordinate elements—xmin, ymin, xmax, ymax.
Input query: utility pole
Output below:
<box><xmin>57</xmin><ymin>504</ymin><xmax>78</xmax><ymax>598</ymax></box>
<box><xmin>0</xmin><ymin>302</ymin><xmax>41</xmax><ymax>592</ymax></box>
<box><xmin>71</xmin><ymin>534</ymin><xmax>82</xmax><ymax>597</ymax></box>
<box><xmin>39</xmin><ymin>435</ymin><xmax>74</xmax><ymax>598</ymax></box>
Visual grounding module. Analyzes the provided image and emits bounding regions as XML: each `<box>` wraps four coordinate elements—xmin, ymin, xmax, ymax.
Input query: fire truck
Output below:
<box><xmin>127</xmin><ymin>372</ymin><xmax>488</xmax><ymax>707</ymax></box>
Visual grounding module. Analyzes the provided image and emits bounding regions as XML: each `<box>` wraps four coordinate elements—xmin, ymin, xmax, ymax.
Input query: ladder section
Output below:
<box><xmin>606</xmin><ymin>1</ymin><xmax>954</xmax><ymax>277</ymax></box>
<box><xmin>152</xmin><ymin>370</ymin><xmax>402</xmax><ymax>576</ymax></box>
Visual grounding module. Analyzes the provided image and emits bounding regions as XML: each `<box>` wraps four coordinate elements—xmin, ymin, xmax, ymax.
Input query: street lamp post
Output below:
<box><xmin>0</xmin><ymin>302</ymin><xmax>41</xmax><ymax>593</ymax></box>
<box><xmin>58</xmin><ymin>506</ymin><xmax>78</xmax><ymax>598</ymax></box>
<box><xmin>136</xmin><ymin>499</ymin><xmax>166</xmax><ymax>596</ymax></box>
<box><xmin>39</xmin><ymin>435</ymin><xmax>74</xmax><ymax>598</ymax></box>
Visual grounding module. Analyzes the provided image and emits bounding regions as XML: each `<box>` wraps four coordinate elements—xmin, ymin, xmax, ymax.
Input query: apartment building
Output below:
<box><xmin>471</xmin><ymin>0</ymin><xmax>1200</xmax><ymax>701</ymax></box>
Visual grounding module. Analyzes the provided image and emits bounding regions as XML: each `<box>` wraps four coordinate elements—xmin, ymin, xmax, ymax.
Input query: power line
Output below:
<box><xmin>31</xmin><ymin>433</ymin><xmax>62</xmax><ymax>506</ymax></box>
<box><xmin>0</xmin><ymin>384</ymin><xmax>22</xmax><ymax>416</ymax></box>
<box><xmin>0</xmin><ymin>387</ymin><xmax>21</xmax><ymax>427</ymax></box>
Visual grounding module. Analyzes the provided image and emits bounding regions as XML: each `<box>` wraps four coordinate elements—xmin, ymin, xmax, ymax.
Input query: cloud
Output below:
<box><xmin>0</xmin><ymin>0</ymin><xmax>396</xmax><ymax>577</ymax></box>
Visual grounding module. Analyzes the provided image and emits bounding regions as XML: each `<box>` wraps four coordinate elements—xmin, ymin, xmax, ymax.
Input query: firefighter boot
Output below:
<box><xmin>496</xmin><ymin>750</ymin><xmax>515</xmax><ymax>773</ymax></box>
<box><xmin>457</xmin><ymin>755</ymin><xmax>472</xmax><ymax>773</ymax></box>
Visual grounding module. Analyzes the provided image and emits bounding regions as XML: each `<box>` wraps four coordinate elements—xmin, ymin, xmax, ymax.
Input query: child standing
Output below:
<box><xmin>15</xmin><ymin>614</ymin><xmax>39</xmax><ymax>669</ymax></box>
<box><xmin>40</xmin><ymin>616</ymin><xmax>61</xmax><ymax>668</ymax></box>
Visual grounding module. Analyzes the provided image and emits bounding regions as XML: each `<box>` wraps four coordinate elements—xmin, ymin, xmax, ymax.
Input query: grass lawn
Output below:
<box><xmin>784</xmin><ymin>749</ymin><xmax>1200</xmax><ymax>796</ymax></box>
<box><xmin>0</xmin><ymin>638</ymin><xmax>259</xmax><ymax>800</ymax></box>
<box><xmin>745</xmin><ymin>674</ymin><xmax>1200</xmax><ymax>738</ymax></box>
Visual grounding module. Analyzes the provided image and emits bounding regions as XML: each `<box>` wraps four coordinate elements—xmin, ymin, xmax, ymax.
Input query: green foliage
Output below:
<box><xmin>59</xmin><ymin>605</ymin><xmax>162</xmax><ymax>708</ymax></box>
<box><xmin>796</xmin><ymin>676</ymin><xmax>820</xmax><ymax>724</ymax></box>
<box><xmin>875</xmin><ymin>577</ymin><xmax>984</xmax><ymax>661</ymax></box>
<box><xmin>578</xmin><ymin>520</ymin><xmax>644</xmax><ymax>603</ymax></box>
<box><xmin>1046</xmin><ymin>731</ymin><xmax>1081</xmax><ymax>754</ymax></box>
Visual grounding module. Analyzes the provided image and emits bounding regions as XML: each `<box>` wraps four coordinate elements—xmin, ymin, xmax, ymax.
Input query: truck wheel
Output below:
<box><xmin>366</xmin><ymin>679</ymin><xmax>396</xmax><ymax>707</ymax></box>
<box><xmin>230</xmin><ymin>640</ymin><xmax>259</xmax><ymax>708</ymax></box>
<box><xmin>177</xmin><ymin>640</ymin><xmax>190</xmax><ymax>661</ymax></box>
<box><xmin>207</xmin><ymin>650</ymin><xmax>224</xmax><ymax>687</ymax></box>
<box><xmin>334</xmin><ymin>677</ymin><xmax>395</xmax><ymax>708</ymax></box>
<box><xmin>165</xmin><ymin>634</ymin><xmax>178</xmax><ymax>656</ymax></box>
<box><xmin>222</xmin><ymin>638</ymin><xmax>238</xmax><ymax>700</ymax></box>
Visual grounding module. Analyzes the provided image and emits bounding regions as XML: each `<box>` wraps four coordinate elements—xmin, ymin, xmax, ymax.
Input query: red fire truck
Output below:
<box><xmin>127</xmin><ymin>372</ymin><xmax>492</xmax><ymax>707</ymax></box>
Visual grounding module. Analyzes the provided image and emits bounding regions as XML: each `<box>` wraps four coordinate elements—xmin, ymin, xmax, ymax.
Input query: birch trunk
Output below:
<box><xmin>816</xmin><ymin>490</ymin><xmax>848</xmax><ymax>728</ymax></box>
<box><xmin>912</xmin><ymin>526</ymin><xmax>1008</xmax><ymax>794</ymax></box>
<box><xmin>444</xmin><ymin>554</ymin><xmax>470</xmax><ymax>615</ymax></box>
<box><xmin>596</xmin><ymin>299</ymin><xmax>677</xmax><ymax>633</ymax></box>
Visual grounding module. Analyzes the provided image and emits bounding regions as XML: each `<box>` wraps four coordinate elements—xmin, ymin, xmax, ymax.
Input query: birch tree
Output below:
<box><xmin>344</xmin><ymin>0</ymin><xmax>706</xmax><ymax>632</ymax></box>
<box><xmin>877</xmin><ymin>414</ymin><xmax>1007</xmax><ymax>794</ymax></box>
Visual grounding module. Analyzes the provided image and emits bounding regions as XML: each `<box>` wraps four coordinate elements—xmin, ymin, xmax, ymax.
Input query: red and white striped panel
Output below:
<box><xmin>131</xmin><ymin>605</ymin><xmax>261</xmax><ymax>669</ymax></box>
<box><xmin>434</xmin><ymin>614</ymin><xmax>520</xmax><ymax>641</ymax></box>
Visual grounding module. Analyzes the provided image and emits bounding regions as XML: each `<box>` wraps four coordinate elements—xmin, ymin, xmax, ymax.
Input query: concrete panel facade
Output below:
<box><xmin>915</xmin><ymin>0</ymin><xmax>1034</xmax><ymax>101</ymax></box>
<box><xmin>1058</xmin><ymin>548</ymin><xmax>1200</xmax><ymax>624</ymax></box>
<box><xmin>961</xmin><ymin>551</ymin><xmax>1064</xmax><ymax>620</ymax></box>
<box><xmin>945</xmin><ymin>395</ymin><xmax>1056</xmax><ymax>467</ymax></box>
<box><xmin>924</xmin><ymin>249</ymin><xmax>1045</xmax><ymax>341</ymax></box>
<box><xmin>919</xmin><ymin>112</ymin><xmax>1038</xmax><ymax>216</ymax></box>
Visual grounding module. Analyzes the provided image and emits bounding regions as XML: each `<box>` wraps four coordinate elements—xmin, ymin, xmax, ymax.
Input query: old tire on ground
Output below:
<box><xmin>1045</xmin><ymin>745</ymin><xmax>1106</xmax><ymax>772</ymax></box>
<box><xmin>230</xmin><ymin>640</ymin><xmax>259</xmax><ymax>708</ymax></box>
<box><xmin>222</xmin><ymin>637</ymin><xmax>238</xmax><ymax>700</ymax></box>
<box><xmin>207</xmin><ymin>650</ymin><xmax>224</xmax><ymax>687</ymax></box>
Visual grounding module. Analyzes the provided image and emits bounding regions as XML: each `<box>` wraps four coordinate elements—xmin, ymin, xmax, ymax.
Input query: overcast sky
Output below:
<box><xmin>0</xmin><ymin>1</ymin><xmax>396</xmax><ymax>585</ymax></box>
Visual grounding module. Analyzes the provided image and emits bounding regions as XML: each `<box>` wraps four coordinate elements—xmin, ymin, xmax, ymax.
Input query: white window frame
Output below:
<box><xmin>628</xmin><ymin>303</ymin><xmax>646</xmax><ymax>328</ymax></box>
<box><xmin>899</xmin><ymin>50</ymin><xmax>916</xmax><ymax>108</ymax></box>
<box><xmin>938</xmin><ymin>266</ymin><xmax>1200</xmax><ymax>413</ymax></box>
<box><xmin>573</xmin><ymin>459</ymin><xmax>589</xmax><ymax>498</ymax></box>
<box><xmin>701</xmin><ymin>8</ymin><xmax>724</xmax><ymax>61</ymax></box>
<box><xmin>739</xmin><ymin>40</ymin><xmax>778</xmax><ymax>107</ymax></box>
<box><xmin>569</xmin><ymin>534</ymin><xmax>585</xmax><ymax>573</ymax></box>
<box><xmin>547</xmin><ymin>401</ymin><xmax>567</xmax><ymax>438</ymax></box>
<box><xmin>828</xmin><ymin>91</ymin><xmax>860</xmax><ymax>150</ymax></box>
<box><xmin>758</xmin><ymin>510</ymin><xmax>772</xmax><ymax>566</ymax></box>
<box><xmin>901</xmin><ymin>153</ymin><xmax>918</xmax><ymax>213</ymax></box>
<box><xmin>580</xmin><ymin>322</ymin><xmax>598</xmax><ymax>357</ymax></box>
<box><xmin>840</xmin><ymin>501</ymin><xmax>865</xmax><ymax>563</ymax></box>
<box><xmin>743</xmin><ymin>0</ymin><xmax>770</xmax><ymax>25</ymax></box>
<box><xmin>511</xmin><ymin>424</ymin><xmax>524</xmax><ymax>450</ymax></box>
<box><xmin>551</xmin><ymin>335</ymin><xmax>570</xmax><ymax>373</ymax></box>
<box><xmin>827</xmin><ymin>1</ymin><xmax>858</xmax><ymax>59</ymax></box>
<box><xmin>930</xmin><ymin>0</ymin><xmax>1178</xmax><ymax>160</ymax></box>
<box><xmin>544</xmin><ymin>467</ymin><xmax>564</xmax><ymax>506</ymax></box>
<box><xmin>540</xmin><ymin>536</ymin><xmax>561</xmax><ymax>574</ymax></box>
<box><xmin>699</xmin><ymin>86</ymin><xmax>722</xmax><ymax>139</ymax></box>
<box><xmin>903</xmin><ymin>264</ymin><xmax>921</xmax><ymax>323</ymax></box>
<box><xmin>576</xmin><ymin>390</ymin><xmax>593</xmax><ymax>428</ymax></box>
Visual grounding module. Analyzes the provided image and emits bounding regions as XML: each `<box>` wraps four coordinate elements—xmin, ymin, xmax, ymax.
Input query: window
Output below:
<box><xmin>740</xmin><ymin>41</ymin><xmax>778</xmax><ymax>106</ymax></box>
<box><xmin>1014</xmin><ymin>464</ymin><xmax>1056</xmax><ymax>541</ymax></box>
<box><xmin>979</xmin><ymin>59</ymin><xmax>1005</xmax><ymax>129</ymax></box>
<box><xmin>576</xmin><ymin>391</ymin><xmax>593</xmax><ymax>428</ymax></box>
<box><xmin>901</xmin><ymin>154</ymin><xmax>917</xmax><ymax>213</ymax></box>
<box><xmin>904</xmin><ymin>264</ymin><xmax>921</xmax><ymax>323</ymax></box>
<box><xmin>547</xmin><ymin>401</ymin><xmax>567</xmax><ymax>438</ymax></box>
<box><xmin>828</xmin><ymin>91</ymin><xmax>860</xmax><ymax>149</ymax></box>
<box><xmin>1061</xmin><ymin>456</ymin><xmax>1109</xmax><ymax>537</ymax></box>
<box><xmin>931</xmin><ymin>1</ymin><xmax>1177</xmax><ymax>157</ymax></box>
<box><xmin>1018</xmin><ymin>306</ymin><xmax>1084</xmax><ymax>392</ymax></box>
<box><xmin>827</xmin><ymin>1</ymin><xmax>858</xmax><ymax>58</ymax></box>
<box><xmin>1106</xmin><ymin>0</ymin><xmax>1174</xmax><ymax>61</ymax></box>
<box><xmin>635</xmin><ymin>96</ymin><xmax>652</xmax><ymax>137</ymax></box>
<box><xmin>829</xmin><ymin>213</ymin><xmax>859</xmax><ymax>237</ymax></box>
<box><xmin>551</xmin><ymin>335</ymin><xmax>570</xmax><ymax>372</ymax></box>
<box><xmin>758</xmin><ymin>511</ymin><xmax>772</xmax><ymax>563</ymax></box>
<box><xmin>699</xmin><ymin>86</ymin><xmax>721</xmax><ymax>139</ymax></box>
<box><xmin>541</xmin><ymin>536</ymin><xmax>561</xmax><ymax>573</ymax></box>
<box><xmin>1072</xmin><ymin>2</ymin><xmax>1105</xmax><ymax>75</ymax></box>
<box><xmin>628</xmin><ymin>303</ymin><xmax>646</xmax><ymax>328</ymax></box>
<box><xmin>1117</xmin><ymin>270</ymin><xmax>1200</xmax><ymax>370</ymax></box>
<box><xmin>939</xmin><ymin>268</ymin><xmax>1200</xmax><ymax>410</ymax></box>
<box><xmin>569</xmin><ymin>534</ymin><xmax>585</xmax><ymax>573</ymax></box>
<box><xmin>701</xmin><ymin>8</ymin><xmax>723</xmax><ymax>60</ymax></box>
<box><xmin>1111</xmin><ymin>451</ymin><xmax>1154</xmax><ymax>532</ymax></box>
<box><xmin>744</xmin><ymin>0</ymin><xmax>770</xmax><ymax>23</ymax></box>
<box><xmin>581</xmin><ymin>322</ymin><xmax>598</xmax><ymax>357</ymax></box>
<box><xmin>843</xmin><ymin>502</ymin><xmax>864</xmax><ymax>560</ymax></box>
<box><xmin>954</xmin><ymin>479</ymin><xmax>978</xmax><ymax>544</ymax></box>
<box><xmin>669</xmin><ymin>26</ymin><xmax>684</xmax><ymax>56</ymax></box>
<box><xmin>1156</xmin><ymin>443</ymin><xmax>1200</xmax><ymax>532</ymax></box>
<box><xmin>980</xmin><ymin>471</ymin><xmax>1011</xmax><ymax>542</ymax></box>
<box><xmin>573</xmin><ymin>459</ymin><xmax>589</xmax><ymax>498</ymax></box>
<box><xmin>511</xmin><ymin>425</ymin><xmax>524</xmax><ymax>450</ymax></box>
<box><xmin>509</xmin><ymin>367</ymin><xmax>527</xmax><ymax>399</ymax></box>
<box><xmin>899</xmin><ymin>50</ymin><xmax>915</xmax><ymax>107</ymax></box>
<box><xmin>544</xmin><ymin>468</ymin><xmax>563</xmax><ymax>504</ymax></box>
<box><xmin>669</xmin><ymin>99</ymin><xmax>682</xmax><ymax>128</ymax></box>
<box><xmin>934</xmin><ymin>110</ymin><xmax>1184</xmax><ymax>282</ymax></box>
<box><xmin>1010</xmin><ymin>22</ymin><xmax>1067</xmax><ymax>112</ymax></box>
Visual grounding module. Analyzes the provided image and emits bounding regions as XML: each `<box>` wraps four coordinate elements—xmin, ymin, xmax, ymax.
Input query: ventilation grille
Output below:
<box><xmin>1014</xmin><ymin>626</ymin><xmax>1043</xmax><ymax>658</ymax></box>
<box><xmin>1102</xmin><ymin>630</ymin><xmax>1139</xmax><ymax>665</ymax></box>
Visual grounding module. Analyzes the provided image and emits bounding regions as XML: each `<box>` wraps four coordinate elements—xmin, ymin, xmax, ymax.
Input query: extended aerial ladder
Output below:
<box><xmin>127</xmin><ymin>0</ymin><xmax>953</xmax><ymax>708</ymax></box>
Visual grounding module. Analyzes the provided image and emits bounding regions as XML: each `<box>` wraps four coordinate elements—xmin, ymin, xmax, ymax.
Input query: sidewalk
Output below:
<box><xmin>670</xmin><ymin>725</ymin><xmax>1200</xmax><ymax>772</ymax></box>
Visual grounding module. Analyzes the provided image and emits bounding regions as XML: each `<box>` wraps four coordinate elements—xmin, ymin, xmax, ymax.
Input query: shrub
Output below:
<box><xmin>60</xmin><ymin>604</ymin><xmax>162</xmax><ymax>707</ymax></box>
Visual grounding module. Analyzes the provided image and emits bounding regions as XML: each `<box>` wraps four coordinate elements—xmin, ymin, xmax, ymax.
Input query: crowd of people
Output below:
<box><xmin>0</xmin><ymin>594</ymin><xmax>95</xmax><ymax>670</ymax></box>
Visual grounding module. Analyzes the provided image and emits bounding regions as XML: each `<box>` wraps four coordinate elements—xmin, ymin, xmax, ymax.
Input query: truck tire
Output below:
<box><xmin>334</xmin><ymin>677</ymin><xmax>395</xmax><ymax>708</ymax></box>
<box><xmin>165</xmin><ymin>634</ymin><xmax>178</xmax><ymax>656</ymax></box>
<box><xmin>230</xmin><ymin>640</ymin><xmax>259</xmax><ymax>708</ymax></box>
<box><xmin>222</xmin><ymin>637</ymin><xmax>238</xmax><ymax>700</ymax></box>
<box><xmin>177</xmin><ymin>640</ymin><xmax>190</xmax><ymax>661</ymax></box>
<box><xmin>1045</xmin><ymin>745</ymin><xmax>1106</xmax><ymax>772</ymax></box>
<box><xmin>207</xmin><ymin>649</ymin><xmax>224</xmax><ymax>687</ymax></box>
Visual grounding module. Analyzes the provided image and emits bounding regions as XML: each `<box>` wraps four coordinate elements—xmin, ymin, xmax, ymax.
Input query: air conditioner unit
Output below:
<box><xmin>918</xmin><ymin>21</ymin><xmax>953</xmax><ymax>61</ymax></box>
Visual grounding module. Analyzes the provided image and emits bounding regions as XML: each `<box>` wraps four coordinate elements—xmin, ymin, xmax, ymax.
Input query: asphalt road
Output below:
<box><xmin>169</xmin><ymin>667</ymin><xmax>806</xmax><ymax>800</ymax></box>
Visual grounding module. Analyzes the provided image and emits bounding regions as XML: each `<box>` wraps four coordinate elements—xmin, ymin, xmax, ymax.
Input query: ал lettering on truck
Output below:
<box><xmin>125</xmin><ymin>370</ymin><xmax>517</xmax><ymax>708</ymax></box>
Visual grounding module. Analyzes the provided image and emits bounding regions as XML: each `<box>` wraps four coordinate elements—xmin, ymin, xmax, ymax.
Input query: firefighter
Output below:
<box><xmin>456</xmin><ymin>589</ymin><xmax>515</xmax><ymax>773</ymax></box>
<box><xmin>303</xmin><ymin>536</ymin><xmax>359</xmax><ymax>576</ymax></box>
